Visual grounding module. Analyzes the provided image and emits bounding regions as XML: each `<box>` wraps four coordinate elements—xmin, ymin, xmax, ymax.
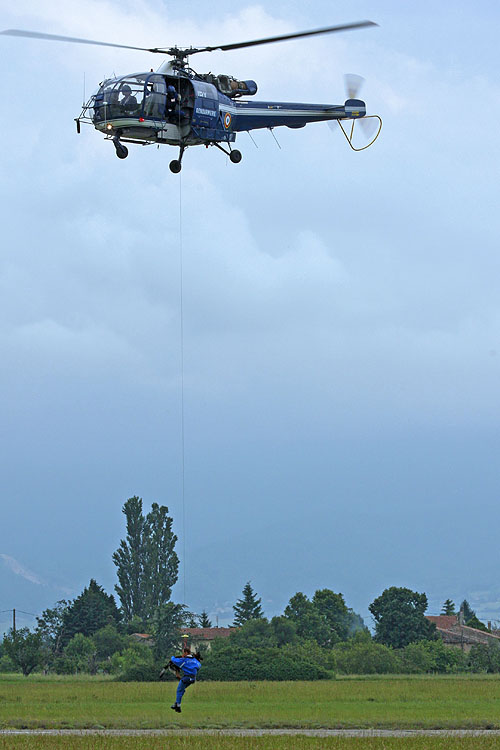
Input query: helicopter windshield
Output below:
<box><xmin>92</xmin><ymin>73</ymin><xmax>168</xmax><ymax>121</ymax></box>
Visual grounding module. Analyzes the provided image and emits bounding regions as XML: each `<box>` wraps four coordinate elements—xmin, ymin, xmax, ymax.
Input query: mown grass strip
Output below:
<box><xmin>2</xmin><ymin>676</ymin><xmax>500</xmax><ymax>730</ymax></box>
<box><xmin>3</xmin><ymin>735</ymin><xmax>500</xmax><ymax>750</ymax></box>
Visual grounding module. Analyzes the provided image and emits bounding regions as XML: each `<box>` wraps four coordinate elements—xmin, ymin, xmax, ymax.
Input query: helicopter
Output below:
<box><xmin>1</xmin><ymin>21</ymin><xmax>382</xmax><ymax>173</ymax></box>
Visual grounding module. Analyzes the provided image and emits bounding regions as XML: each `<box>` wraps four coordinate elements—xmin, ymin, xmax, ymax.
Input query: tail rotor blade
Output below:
<box><xmin>344</xmin><ymin>73</ymin><xmax>364</xmax><ymax>99</ymax></box>
<box><xmin>360</xmin><ymin>116</ymin><xmax>378</xmax><ymax>138</ymax></box>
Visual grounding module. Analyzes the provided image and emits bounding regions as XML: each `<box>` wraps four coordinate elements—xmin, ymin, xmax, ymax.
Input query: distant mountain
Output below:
<box><xmin>0</xmin><ymin>554</ymin><xmax>76</xmax><ymax>635</ymax></box>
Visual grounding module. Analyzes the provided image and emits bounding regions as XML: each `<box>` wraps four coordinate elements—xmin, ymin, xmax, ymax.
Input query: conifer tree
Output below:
<box><xmin>460</xmin><ymin>599</ymin><xmax>475</xmax><ymax>622</ymax></box>
<box><xmin>233</xmin><ymin>582</ymin><xmax>264</xmax><ymax>626</ymax></box>
<box><xmin>62</xmin><ymin>580</ymin><xmax>120</xmax><ymax>644</ymax></box>
<box><xmin>186</xmin><ymin>612</ymin><xmax>198</xmax><ymax>628</ymax></box>
<box><xmin>441</xmin><ymin>599</ymin><xmax>456</xmax><ymax>616</ymax></box>
<box><xmin>199</xmin><ymin>610</ymin><xmax>212</xmax><ymax>628</ymax></box>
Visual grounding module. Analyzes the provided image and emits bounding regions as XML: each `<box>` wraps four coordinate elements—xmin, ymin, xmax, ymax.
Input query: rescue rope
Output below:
<box><xmin>178</xmin><ymin>148</ymin><xmax>186</xmax><ymax>607</ymax></box>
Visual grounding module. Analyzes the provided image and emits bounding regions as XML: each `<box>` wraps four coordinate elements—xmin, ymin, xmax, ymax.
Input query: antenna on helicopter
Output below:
<box><xmin>268</xmin><ymin>128</ymin><xmax>282</xmax><ymax>150</ymax></box>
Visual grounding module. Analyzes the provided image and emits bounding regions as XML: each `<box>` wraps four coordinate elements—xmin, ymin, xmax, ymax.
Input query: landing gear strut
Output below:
<box><xmin>113</xmin><ymin>137</ymin><xmax>128</xmax><ymax>160</ymax></box>
<box><xmin>169</xmin><ymin>143</ymin><xmax>186</xmax><ymax>174</ymax></box>
<box><xmin>213</xmin><ymin>142</ymin><xmax>243</xmax><ymax>164</ymax></box>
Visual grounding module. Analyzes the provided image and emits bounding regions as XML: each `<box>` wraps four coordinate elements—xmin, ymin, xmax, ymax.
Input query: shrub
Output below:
<box><xmin>229</xmin><ymin>619</ymin><xmax>276</xmax><ymax>649</ymax></box>
<box><xmin>115</xmin><ymin>645</ymin><xmax>159</xmax><ymax>682</ymax></box>
<box><xmin>0</xmin><ymin>654</ymin><xmax>17</xmax><ymax>673</ymax></box>
<box><xmin>468</xmin><ymin>642</ymin><xmax>500</xmax><ymax>673</ymax></box>
<box><xmin>200</xmin><ymin>643</ymin><xmax>331</xmax><ymax>681</ymax></box>
<box><xmin>271</xmin><ymin>616</ymin><xmax>298</xmax><ymax>646</ymax></box>
<box><xmin>2</xmin><ymin>628</ymin><xmax>44</xmax><ymax>676</ymax></box>
<box><xmin>333</xmin><ymin>638</ymin><xmax>402</xmax><ymax>674</ymax></box>
<box><xmin>93</xmin><ymin>625</ymin><xmax>127</xmax><ymax>660</ymax></box>
<box><xmin>401</xmin><ymin>639</ymin><xmax>465</xmax><ymax>674</ymax></box>
<box><xmin>65</xmin><ymin>633</ymin><xmax>97</xmax><ymax>674</ymax></box>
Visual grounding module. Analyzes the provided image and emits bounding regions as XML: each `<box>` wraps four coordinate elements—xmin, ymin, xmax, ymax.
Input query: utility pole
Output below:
<box><xmin>13</xmin><ymin>608</ymin><xmax>16</xmax><ymax>635</ymax></box>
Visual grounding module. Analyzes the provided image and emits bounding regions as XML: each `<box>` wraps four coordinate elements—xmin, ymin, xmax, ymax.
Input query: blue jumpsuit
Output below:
<box><xmin>171</xmin><ymin>655</ymin><xmax>201</xmax><ymax>705</ymax></box>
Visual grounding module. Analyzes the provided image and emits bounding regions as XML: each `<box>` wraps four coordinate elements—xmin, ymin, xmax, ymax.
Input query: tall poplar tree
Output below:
<box><xmin>113</xmin><ymin>497</ymin><xmax>145</xmax><ymax>621</ymax></box>
<box><xmin>113</xmin><ymin>496</ymin><xmax>179</xmax><ymax>622</ymax></box>
<box><xmin>143</xmin><ymin>502</ymin><xmax>179</xmax><ymax>614</ymax></box>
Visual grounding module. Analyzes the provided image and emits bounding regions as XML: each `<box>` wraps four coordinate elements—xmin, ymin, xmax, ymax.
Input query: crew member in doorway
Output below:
<box><xmin>166</xmin><ymin>85</ymin><xmax>184</xmax><ymax>121</ymax></box>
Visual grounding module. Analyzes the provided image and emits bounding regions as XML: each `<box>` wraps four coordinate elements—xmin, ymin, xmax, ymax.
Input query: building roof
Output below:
<box><xmin>426</xmin><ymin>615</ymin><xmax>500</xmax><ymax>645</ymax></box>
<box><xmin>182</xmin><ymin>627</ymin><xmax>233</xmax><ymax>640</ymax></box>
<box><xmin>426</xmin><ymin>615</ymin><xmax>459</xmax><ymax>629</ymax></box>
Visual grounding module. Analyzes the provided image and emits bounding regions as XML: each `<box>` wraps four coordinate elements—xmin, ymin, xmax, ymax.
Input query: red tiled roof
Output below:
<box><xmin>181</xmin><ymin>627</ymin><xmax>233</xmax><ymax>640</ymax></box>
<box><xmin>426</xmin><ymin>615</ymin><xmax>458</xmax><ymax>629</ymax></box>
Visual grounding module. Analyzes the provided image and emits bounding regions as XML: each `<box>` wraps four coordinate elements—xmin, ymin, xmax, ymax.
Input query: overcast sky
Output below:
<box><xmin>1</xmin><ymin>0</ymin><xmax>500</xmax><ymax>633</ymax></box>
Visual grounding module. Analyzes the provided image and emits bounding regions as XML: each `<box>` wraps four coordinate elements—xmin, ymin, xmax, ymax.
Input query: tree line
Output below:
<box><xmin>1</xmin><ymin>496</ymin><xmax>498</xmax><ymax>679</ymax></box>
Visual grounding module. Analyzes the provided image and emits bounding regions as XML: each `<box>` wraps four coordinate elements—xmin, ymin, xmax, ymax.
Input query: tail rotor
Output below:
<box><xmin>344</xmin><ymin>73</ymin><xmax>364</xmax><ymax>99</ymax></box>
<box><xmin>326</xmin><ymin>74</ymin><xmax>382</xmax><ymax>150</ymax></box>
<box><xmin>344</xmin><ymin>74</ymin><xmax>378</xmax><ymax>138</ymax></box>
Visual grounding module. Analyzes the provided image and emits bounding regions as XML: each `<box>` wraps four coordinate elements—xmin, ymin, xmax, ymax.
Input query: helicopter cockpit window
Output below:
<box><xmin>92</xmin><ymin>74</ymin><xmax>166</xmax><ymax>122</ymax></box>
<box><xmin>91</xmin><ymin>79</ymin><xmax>121</xmax><ymax>121</ymax></box>
<box><xmin>142</xmin><ymin>75</ymin><xmax>167</xmax><ymax>119</ymax></box>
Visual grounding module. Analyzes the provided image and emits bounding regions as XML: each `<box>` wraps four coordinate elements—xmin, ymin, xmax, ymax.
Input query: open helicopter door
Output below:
<box><xmin>154</xmin><ymin>76</ymin><xmax>194</xmax><ymax>145</ymax></box>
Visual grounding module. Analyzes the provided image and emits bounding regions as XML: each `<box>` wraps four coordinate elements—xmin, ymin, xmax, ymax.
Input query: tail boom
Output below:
<box><xmin>229</xmin><ymin>98</ymin><xmax>366</xmax><ymax>132</ymax></box>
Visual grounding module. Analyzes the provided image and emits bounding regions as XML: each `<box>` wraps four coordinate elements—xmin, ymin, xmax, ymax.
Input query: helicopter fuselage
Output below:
<box><xmin>78</xmin><ymin>66</ymin><xmax>366</xmax><ymax>152</ymax></box>
<box><xmin>4</xmin><ymin>20</ymin><xmax>381</xmax><ymax>169</ymax></box>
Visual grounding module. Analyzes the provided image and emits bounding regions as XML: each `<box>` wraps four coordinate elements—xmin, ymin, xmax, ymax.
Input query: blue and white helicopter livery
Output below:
<box><xmin>1</xmin><ymin>21</ymin><xmax>382</xmax><ymax>173</ymax></box>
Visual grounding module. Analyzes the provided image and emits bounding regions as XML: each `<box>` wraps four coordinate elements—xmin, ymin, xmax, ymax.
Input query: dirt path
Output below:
<box><xmin>3</xmin><ymin>729</ymin><xmax>500</xmax><ymax>737</ymax></box>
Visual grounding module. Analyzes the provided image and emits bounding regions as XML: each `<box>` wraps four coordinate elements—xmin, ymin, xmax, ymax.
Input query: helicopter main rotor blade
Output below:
<box><xmin>195</xmin><ymin>20</ymin><xmax>377</xmax><ymax>54</ymax></box>
<box><xmin>0</xmin><ymin>28</ymin><xmax>160</xmax><ymax>53</ymax></box>
<box><xmin>1</xmin><ymin>19</ymin><xmax>377</xmax><ymax>58</ymax></box>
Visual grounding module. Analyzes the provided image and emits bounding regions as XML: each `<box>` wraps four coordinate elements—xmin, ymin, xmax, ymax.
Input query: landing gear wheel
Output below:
<box><xmin>115</xmin><ymin>144</ymin><xmax>128</xmax><ymax>159</ymax></box>
<box><xmin>230</xmin><ymin>149</ymin><xmax>242</xmax><ymax>164</ymax></box>
<box><xmin>169</xmin><ymin>159</ymin><xmax>182</xmax><ymax>174</ymax></box>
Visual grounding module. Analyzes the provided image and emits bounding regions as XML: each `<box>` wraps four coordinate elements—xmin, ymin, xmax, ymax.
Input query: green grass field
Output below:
<box><xmin>2</xmin><ymin>674</ymin><xmax>500</xmax><ymax>731</ymax></box>
<box><xmin>2</xmin><ymin>737</ymin><xmax>500</xmax><ymax>750</ymax></box>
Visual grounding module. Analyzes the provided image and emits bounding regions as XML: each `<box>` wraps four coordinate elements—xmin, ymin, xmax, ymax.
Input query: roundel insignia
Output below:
<box><xmin>223</xmin><ymin>112</ymin><xmax>232</xmax><ymax>130</ymax></box>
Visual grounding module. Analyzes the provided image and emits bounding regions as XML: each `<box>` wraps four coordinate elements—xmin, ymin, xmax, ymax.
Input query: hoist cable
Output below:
<box><xmin>177</xmin><ymin>117</ymin><xmax>186</xmax><ymax>608</ymax></box>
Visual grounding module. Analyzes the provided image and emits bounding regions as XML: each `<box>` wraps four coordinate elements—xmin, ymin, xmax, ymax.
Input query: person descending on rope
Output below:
<box><xmin>160</xmin><ymin>644</ymin><xmax>202</xmax><ymax>713</ymax></box>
